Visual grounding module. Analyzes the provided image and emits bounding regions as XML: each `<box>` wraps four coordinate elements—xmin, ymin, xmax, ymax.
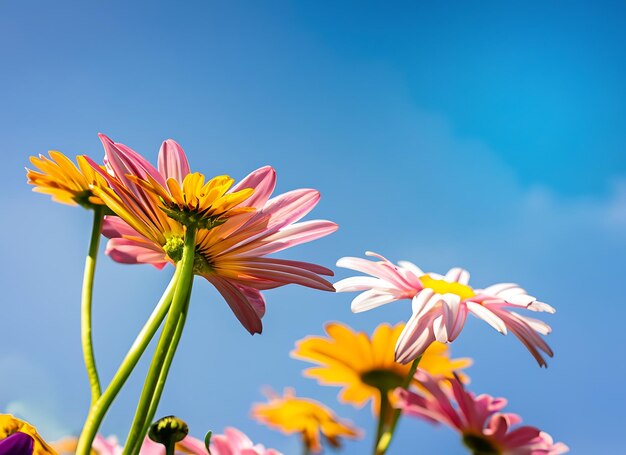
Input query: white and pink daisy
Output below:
<box><xmin>335</xmin><ymin>252</ymin><xmax>555</xmax><ymax>366</ymax></box>
<box><xmin>396</xmin><ymin>371</ymin><xmax>568</xmax><ymax>455</ymax></box>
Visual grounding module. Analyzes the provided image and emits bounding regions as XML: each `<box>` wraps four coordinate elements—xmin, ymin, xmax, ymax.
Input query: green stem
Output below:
<box><xmin>123</xmin><ymin>227</ymin><xmax>197</xmax><ymax>455</ymax></box>
<box><xmin>82</xmin><ymin>206</ymin><xmax>104</xmax><ymax>404</ymax></box>
<box><xmin>373</xmin><ymin>390</ymin><xmax>391</xmax><ymax>454</ymax></box>
<box><xmin>129</xmin><ymin>288</ymin><xmax>192</xmax><ymax>455</ymax></box>
<box><xmin>76</xmin><ymin>269</ymin><xmax>180</xmax><ymax>455</ymax></box>
<box><xmin>375</xmin><ymin>356</ymin><xmax>422</xmax><ymax>455</ymax></box>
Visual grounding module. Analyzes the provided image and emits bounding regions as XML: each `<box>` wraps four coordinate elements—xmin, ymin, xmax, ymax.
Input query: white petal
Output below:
<box><xmin>351</xmin><ymin>290</ymin><xmax>398</xmax><ymax>313</ymax></box>
<box><xmin>411</xmin><ymin>289</ymin><xmax>437</xmax><ymax>315</ymax></box>
<box><xmin>398</xmin><ymin>260</ymin><xmax>425</xmax><ymax>278</ymax></box>
<box><xmin>528</xmin><ymin>300</ymin><xmax>556</xmax><ymax>314</ymax></box>
<box><xmin>467</xmin><ymin>301</ymin><xmax>508</xmax><ymax>334</ymax></box>
<box><xmin>481</xmin><ymin>283</ymin><xmax>519</xmax><ymax>295</ymax></box>
<box><xmin>445</xmin><ymin>267</ymin><xmax>470</xmax><ymax>284</ymax></box>
<box><xmin>433</xmin><ymin>314</ymin><xmax>449</xmax><ymax>343</ymax></box>
<box><xmin>505</xmin><ymin>294</ymin><xmax>536</xmax><ymax>307</ymax></box>
<box><xmin>334</xmin><ymin>276</ymin><xmax>394</xmax><ymax>292</ymax></box>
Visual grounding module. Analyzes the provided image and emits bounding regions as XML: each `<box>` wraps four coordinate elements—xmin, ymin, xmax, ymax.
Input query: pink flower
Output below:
<box><xmin>396</xmin><ymin>371</ymin><xmax>568</xmax><ymax>455</ymax></box>
<box><xmin>335</xmin><ymin>252</ymin><xmax>555</xmax><ymax>366</ymax></box>
<box><xmin>58</xmin><ymin>432</ymin><xmax>281</xmax><ymax>455</ymax></box>
<box><xmin>89</xmin><ymin>134</ymin><xmax>337</xmax><ymax>334</ymax></box>
<box><xmin>178</xmin><ymin>428</ymin><xmax>282</xmax><ymax>455</ymax></box>
<box><xmin>54</xmin><ymin>435</ymin><xmax>164</xmax><ymax>455</ymax></box>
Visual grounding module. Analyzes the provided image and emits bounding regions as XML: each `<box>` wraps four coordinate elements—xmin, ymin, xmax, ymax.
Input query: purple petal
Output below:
<box><xmin>0</xmin><ymin>433</ymin><xmax>34</xmax><ymax>455</ymax></box>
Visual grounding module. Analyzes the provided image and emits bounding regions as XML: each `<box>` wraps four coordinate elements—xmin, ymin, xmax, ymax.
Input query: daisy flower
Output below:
<box><xmin>0</xmin><ymin>415</ymin><xmax>56</xmax><ymax>455</ymax></box>
<box><xmin>251</xmin><ymin>388</ymin><xmax>361</xmax><ymax>453</ymax></box>
<box><xmin>395</xmin><ymin>371</ymin><xmax>568</xmax><ymax>455</ymax></box>
<box><xmin>292</xmin><ymin>322</ymin><xmax>471</xmax><ymax>413</ymax></box>
<box><xmin>88</xmin><ymin>134</ymin><xmax>337</xmax><ymax>334</ymax></box>
<box><xmin>335</xmin><ymin>252</ymin><xmax>556</xmax><ymax>366</ymax></box>
<box><xmin>26</xmin><ymin>151</ymin><xmax>109</xmax><ymax>208</ymax></box>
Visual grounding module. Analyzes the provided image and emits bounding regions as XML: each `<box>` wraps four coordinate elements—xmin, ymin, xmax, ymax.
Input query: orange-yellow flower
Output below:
<box><xmin>0</xmin><ymin>414</ymin><xmax>57</xmax><ymax>455</ymax></box>
<box><xmin>26</xmin><ymin>151</ymin><xmax>108</xmax><ymax>208</ymax></box>
<box><xmin>129</xmin><ymin>171</ymin><xmax>254</xmax><ymax>229</ymax></box>
<box><xmin>251</xmin><ymin>388</ymin><xmax>361</xmax><ymax>453</ymax></box>
<box><xmin>291</xmin><ymin>322</ymin><xmax>471</xmax><ymax>413</ymax></box>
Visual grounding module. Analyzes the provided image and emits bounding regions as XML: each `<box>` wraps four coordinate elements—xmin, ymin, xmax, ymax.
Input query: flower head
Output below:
<box><xmin>291</xmin><ymin>322</ymin><xmax>471</xmax><ymax>413</ymax></box>
<box><xmin>335</xmin><ymin>252</ymin><xmax>555</xmax><ymax>366</ymax></box>
<box><xmin>129</xmin><ymin>171</ymin><xmax>254</xmax><ymax>229</ymax></box>
<box><xmin>395</xmin><ymin>371</ymin><xmax>568</xmax><ymax>455</ymax></box>
<box><xmin>0</xmin><ymin>415</ymin><xmax>56</xmax><ymax>455</ymax></box>
<box><xmin>251</xmin><ymin>388</ymin><xmax>361</xmax><ymax>453</ymax></box>
<box><xmin>26</xmin><ymin>151</ymin><xmax>108</xmax><ymax>208</ymax></box>
<box><xmin>92</xmin><ymin>134</ymin><xmax>337</xmax><ymax>334</ymax></box>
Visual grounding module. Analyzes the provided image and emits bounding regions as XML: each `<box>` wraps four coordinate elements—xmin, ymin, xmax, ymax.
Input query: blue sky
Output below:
<box><xmin>1</xmin><ymin>1</ymin><xmax>625</xmax><ymax>453</ymax></box>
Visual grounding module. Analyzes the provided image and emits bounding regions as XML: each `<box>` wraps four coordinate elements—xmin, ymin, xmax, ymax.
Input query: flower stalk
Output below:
<box><xmin>81</xmin><ymin>205</ymin><xmax>105</xmax><ymax>404</ymax></box>
<box><xmin>374</xmin><ymin>356</ymin><xmax>421</xmax><ymax>455</ymax></box>
<box><xmin>123</xmin><ymin>226</ymin><xmax>197</xmax><ymax>455</ymax></box>
<box><xmin>130</xmin><ymin>289</ymin><xmax>192</xmax><ymax>455</ymax></box>
<box><xmin>76</xmin><ymin>269</ymin><xmax>180</xmax><ymax>455</ymax></box>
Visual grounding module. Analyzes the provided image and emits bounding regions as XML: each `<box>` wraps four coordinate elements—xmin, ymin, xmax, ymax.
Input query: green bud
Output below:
<box><xmin>148</xmin><ymin>415</ymin><xmax>189</xmax><ymax>446</ymax></box>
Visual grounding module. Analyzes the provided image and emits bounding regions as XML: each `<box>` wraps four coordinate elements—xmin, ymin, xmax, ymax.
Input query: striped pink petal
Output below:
<box><xmin>105</xmin><ymin>238</ymin><xmax>168</xmax><ymax>269</ymax></box>
<box><xmin>230</xmin><ymin>166</ymin><xmax>277</xmax><ymax>209</ymax></box>
<box><xmin>157</xmin><ymin>139</ymin><xmax>190</xmax><ymax>183</ymax></box>
<box><xmin>207</xmin><ymin>276</ymin><xmax>264</xmax><ymax>335</ymax></box>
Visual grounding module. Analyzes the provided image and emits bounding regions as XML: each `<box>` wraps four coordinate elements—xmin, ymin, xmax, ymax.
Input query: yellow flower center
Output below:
<box><xmin>419</xmin><ymin>275</ymin><xmax>475</xmax><ymax>300</ymax></box>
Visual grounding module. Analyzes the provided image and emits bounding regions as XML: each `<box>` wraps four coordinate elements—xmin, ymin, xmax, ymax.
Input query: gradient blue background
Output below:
<box><xmin>2</xmin><ymin>1</ymin><xmax>625</xmax><ymax>453</ymax></box>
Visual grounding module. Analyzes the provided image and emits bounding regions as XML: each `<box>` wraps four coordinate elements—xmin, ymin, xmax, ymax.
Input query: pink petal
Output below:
<box><xmin>98</xmin><ymin>133</ymin><xmax>165</xmax><ymax>188</ymax></box>
<box><xmin>236</xmin><ymin>220</ymin><xmax>338</xmax><ymax>257</ymax></box>
<box><xmin>105</xmin><ymin>238</ymin><xmax>168</xmax><ymax>269</ymax></box>
<box><xmin>260</xmin><ymin>189</ymin><xmax>321</xmax><ymax>232</ymax></box>
<box><xmin>502</xmin><ymin>425</ymin><xmax>542</xmax><ymax>447</ymax></box>
<box><xmin>102</xmin><ymin>216</ymin><xmax>138</xmax><ymax>238</ymax></box>
<box><xmin>219</xmin><ymin>260</ymin><xmax>334</xmax><ymax>291</ymax></box>
<box><xmin>230</xmin><ymin>165</ymin><xmax>277</xmax><ymax>209</ymax></box>
<box><xmin>157</xmin><ymin>139</ymin><xmax>190</xmax><ymax>183</ymax></box>
<box><xmin>177</xmin><ymin>435</ymin><xmax>209</xmax><ymax>455</ymax></box>
<box><xmin>205</xmin><ymin>276</ymin><xmax>264</xmax><ymax>334</ymax></box>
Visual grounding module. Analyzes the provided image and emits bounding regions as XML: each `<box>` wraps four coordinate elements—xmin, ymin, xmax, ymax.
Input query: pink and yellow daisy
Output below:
<box><xmin>88</xmin><ymin>134</ymin><xmax>337</xmax><ymax>334</ymax></box>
